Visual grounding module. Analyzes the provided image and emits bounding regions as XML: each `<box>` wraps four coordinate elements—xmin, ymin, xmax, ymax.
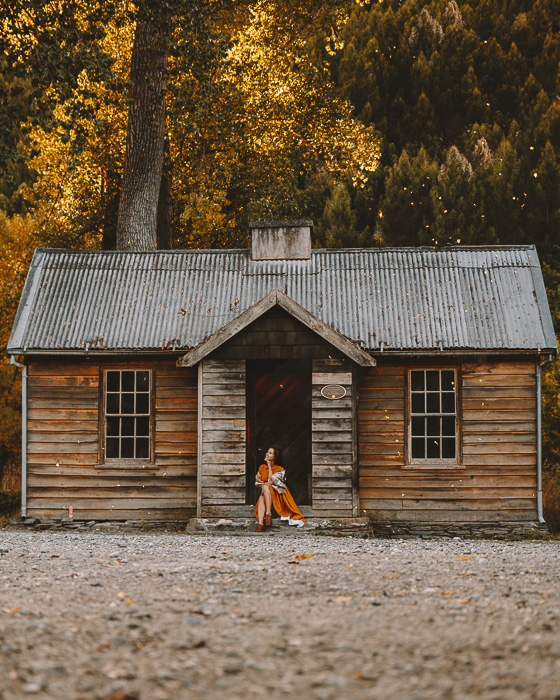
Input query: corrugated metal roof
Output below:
<box><xmin>7</xmin><ymin>246</ymin><xmax>557</xmax><ymax>354</ymax></box>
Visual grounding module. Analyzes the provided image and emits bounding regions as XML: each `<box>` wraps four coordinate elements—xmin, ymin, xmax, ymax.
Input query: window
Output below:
<box><xmin>409</xmin><ymin>369</ymin><xmax>457</xmax><ymax>463</ymax></box>
<box><xmin>105</xmin><ymin>370</ymin><xmax>151</xmax><ymax>460</ymax></box>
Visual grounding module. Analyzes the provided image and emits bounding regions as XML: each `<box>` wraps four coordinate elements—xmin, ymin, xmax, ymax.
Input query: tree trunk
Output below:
<box><xmin>156</xmin><ymin>138</ymin><xmax>174</xmax><ymax>249</ymax></box>
<box><xmin>116</xmin><ymin>13</ymin><xmax>169</xmax><ymax>251</ymax></box>
<box><xmin>102</xmin><ymin>169</ymin><xmax>121</xmax><ymax>250</ymax></box>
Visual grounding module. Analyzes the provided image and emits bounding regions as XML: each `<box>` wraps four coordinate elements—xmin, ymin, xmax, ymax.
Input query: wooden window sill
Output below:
<box><xmin>96</xmin><ymin>462</ymin><xmax>157</xmax><ymax>471</ymax></box>
<box><xmin>402</xmin><ymin>463</ymin><xmax>465</xmax><ymax>470</ymax></box>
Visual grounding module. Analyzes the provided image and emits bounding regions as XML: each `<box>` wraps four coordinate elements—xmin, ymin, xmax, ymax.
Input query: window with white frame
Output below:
<box><xmin>105</xmin><ymin>370</ymin><xmax>151</xmax><ymax>460</ymax></box>
<box><xmin>409</xmin><ymin>369</ymin><xmax>457</xmax><ymax>462</ymax></box>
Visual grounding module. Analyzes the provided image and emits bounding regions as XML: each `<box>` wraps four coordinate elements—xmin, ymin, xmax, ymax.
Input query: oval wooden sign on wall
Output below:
<box><xmin>321</xmin><ymin>384</ymin><xmax>347</xmax><ymax>400</ymax></box>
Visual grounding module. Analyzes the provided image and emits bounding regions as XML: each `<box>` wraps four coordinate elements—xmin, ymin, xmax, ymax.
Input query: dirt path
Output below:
<box><xmin>1</xmin><ymin>531</ymin><xmax>559</xmax><ymax>699</ymax></box>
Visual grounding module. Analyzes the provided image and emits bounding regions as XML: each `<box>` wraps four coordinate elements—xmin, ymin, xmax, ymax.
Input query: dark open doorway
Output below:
<box><xmin>246</xmin><ymin>360</ymin><xmax>312</xmax><ymax>506</ymax></box>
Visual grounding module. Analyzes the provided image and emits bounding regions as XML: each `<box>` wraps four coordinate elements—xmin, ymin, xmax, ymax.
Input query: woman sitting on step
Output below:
<box><xmin>255</xmin><ymin>447</ymin><xmax>305</xmax><ymax>532</ymax></box>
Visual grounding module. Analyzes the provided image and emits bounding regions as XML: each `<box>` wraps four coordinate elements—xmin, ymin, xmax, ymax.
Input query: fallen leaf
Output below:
<box><xmin>221</xmin><ymin>552</ymin><xmax>231</xmax><ymax>556</ymax></box>
<box><xmin>388</xmin><ymin>574</ymin><xmax>399</xmax><ymax>579</ymax></box>
<box><xmin>124</xmin><ymin>600</ymin><xmax>134</xmax><ymax>605</ymax></box>
<box><xmin>288</xmin><ymin>561</ymin><xmax>299</xmax><ymax>565</ymax></box>
<box><xmin>459</xmin><ymin>599</ymin><xmax>474</xmax><ymax>604</ymax></box>
<box><xmin>454</xmin><ymin>556</ymin><xmax>474</xmax><ymax>560</ymax></box>
<box><xmin>2</xmin><ymin>607</ymin><xmax>20</xmax><ymax>614</ymax></box>
<box><xmin>355</xmin><ymin>672</ymin><xmax>377</xmax><ymax>681</ymax></box>
<box><xmin>295</xmin><ymin>554</ymin><xmax>313</xmax><ymax>560</ymax></box>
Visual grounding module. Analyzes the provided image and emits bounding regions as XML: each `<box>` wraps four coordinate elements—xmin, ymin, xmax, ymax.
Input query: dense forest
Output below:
<box><xmin>1</xmin><ymin>0</ymin><xmax>560</xmax><ymax>484</ymax></box>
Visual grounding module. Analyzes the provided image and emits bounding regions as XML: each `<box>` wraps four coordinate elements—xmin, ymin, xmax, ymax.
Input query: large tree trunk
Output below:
<box><xmin>116</xmin><ymin>13</ymin><xmax>169</xmax><ymax>251</ymax></box>
<box><xmin>101</xmin><ymin>169</ymin><xmax>121</xmax><ymax>250</ymax></box>
<box><xmin>156</xmin><ymin>138</ymin><xmax>174</xmax><ymax>249</ymax></box>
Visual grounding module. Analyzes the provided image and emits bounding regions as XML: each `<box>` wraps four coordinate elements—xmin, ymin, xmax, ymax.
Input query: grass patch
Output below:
<box><xmin>543</xmin><ymin>463</ymin><xmax>560</xmax><ymax>534</ymax></box>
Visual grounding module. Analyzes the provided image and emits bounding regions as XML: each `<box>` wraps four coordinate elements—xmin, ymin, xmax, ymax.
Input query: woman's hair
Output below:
<box><xmin>270</xmin><ymin>446</ymin><xmax>283</xmax><ymax>465</ymax></box>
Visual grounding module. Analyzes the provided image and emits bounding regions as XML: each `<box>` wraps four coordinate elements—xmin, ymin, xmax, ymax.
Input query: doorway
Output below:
<box><xmin>246</xmin><ymin>360</ymin><xmax>312</xmax><ymax>506</ymax></box>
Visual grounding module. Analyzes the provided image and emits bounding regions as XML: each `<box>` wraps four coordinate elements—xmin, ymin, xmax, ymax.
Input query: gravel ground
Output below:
<box><xmin>1</xmin><ymin>530</ymin><xmax>560</xmax><ymax>700</ymax></box>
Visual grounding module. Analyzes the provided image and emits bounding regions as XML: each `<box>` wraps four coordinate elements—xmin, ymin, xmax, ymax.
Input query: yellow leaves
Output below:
<box><xmin>294</xmin><ymin>554</ymin><xmax>313</xmax><ymax>559</ymax></box>
<box><xmin>0</xmin><ymin>212</ymin><xmax>36</xmax><ymax>350</ymax></box>
<box><xmin>2</xmin><ymin>606</ymin><xmax>20</xmax><ymax>614</ymax></box>
<box><xmin>20</xmin><ymin>0</ymin><xmax>380</xmax><ymax>249</ymax></box>
<box><xmin>118</xmin><ymin>591</ymin><xmax>134</xmax><ymax>604</ymax></box>
<box><xmin>454</xmin><ymin>556</ymin><xmax>474</xmax><ymax>560</ymax></box>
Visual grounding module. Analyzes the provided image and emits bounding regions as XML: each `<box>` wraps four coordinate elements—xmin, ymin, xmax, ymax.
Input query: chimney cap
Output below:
<box><xmin>249</xmin><ymin>219</ymin><xmax>313</xmax><ymax>230</ymax></box>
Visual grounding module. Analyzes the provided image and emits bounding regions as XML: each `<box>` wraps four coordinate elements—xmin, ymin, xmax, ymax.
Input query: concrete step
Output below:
<box><xmin>185</xmin><ymin>516</ymin><xmax>371</xmax><ymax>537</ymax></box>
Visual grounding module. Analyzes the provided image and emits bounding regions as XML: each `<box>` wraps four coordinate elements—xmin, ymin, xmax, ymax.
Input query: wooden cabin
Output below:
<box><xmin>7</xmin><ymin>221</ymin><xmax>558</xmax><ymax>535</ymax></box>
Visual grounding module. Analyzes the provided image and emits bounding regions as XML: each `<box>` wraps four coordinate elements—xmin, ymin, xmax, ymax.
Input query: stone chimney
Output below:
<box><xmin>250</xmin><ymin>220</ymin><xmax>312</xmax><ymax>260</ymax></box>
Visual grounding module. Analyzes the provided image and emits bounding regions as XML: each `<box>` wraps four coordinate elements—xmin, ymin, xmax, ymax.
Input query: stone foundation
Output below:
<box><xmin>6</xmin><ymin>515</ymin><xmax>551</xmax><ymax>539</ymax></box>
<box><xmin>369</xmin><ymin>520</ymin><xmax>549</xmax><ymax>539</ymax></box>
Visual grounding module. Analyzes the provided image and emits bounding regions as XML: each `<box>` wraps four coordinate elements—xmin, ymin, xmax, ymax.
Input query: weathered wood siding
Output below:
<box><xmin>199</xmin><ymin>358</ymin><xmax>247</xmax><ymax>517</ymax></box>
<box><xmin>312</xmin><ymin>359</ymin><xmax>356</xmax><ymax>517</ymax></box>
<box><xmin>26</xmin><ymin>358</ymin><xmax>197</xmax><ymax>521</ymax></box>
<box><xmin>213</xmin><ymin>307</ymin><xmax>344</xmax><ymax>361</ymax></box>
<box><xmin>358</xmin><ymin>361</ymin><xmax>538</xmax><ymax>523</ymax></box>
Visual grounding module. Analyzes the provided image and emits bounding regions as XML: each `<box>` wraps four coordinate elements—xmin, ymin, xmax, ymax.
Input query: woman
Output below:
<box><xmin>255</xmin><ymin>447</ymin><xmax>305</xmax><ymax>532</ymax></box>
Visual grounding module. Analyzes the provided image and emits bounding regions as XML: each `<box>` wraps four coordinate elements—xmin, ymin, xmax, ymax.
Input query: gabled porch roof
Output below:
<box><xmin>177</xmin><ymin>289</ymin><xmax>376</xmax><ymax>367</ymax></box>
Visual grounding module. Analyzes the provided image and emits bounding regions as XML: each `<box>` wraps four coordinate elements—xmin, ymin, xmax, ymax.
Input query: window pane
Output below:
<box><xmin>107</xmin><ymin>371</ymin><xmax>120</xmax><ymax>392</ymax></box>
<box><xmin>122</xmin><ymin>416</ymin><xmax>135</xmax><ymax>436</ymax></box>
<box><xmin>136</xmin><ymin>371</ymin><xmax>149</xmax><ymax>391</ymax></box>
<box><xmin>411</xmin><ymin>371</ymin><xmax>424</xmax><ymax>391</ymax></box>
<box><xmin>121</xmin><ymin>438</ymin><xmax>134</xmax><ymax>458</ymax></box>
<box><xmin>442</xmin><ymin>416</ymin><xmax>455</xmax><ymax>436</ymax></box>
<box><xmin>136</xmin><ymin>393</ymin><xmax>149</xmax><ymax>414</ymax></box>
<box><xmin>411</xmin><ymin>438</ymin><xmax>425</xmax><ymax>459</ymax></box>
<box><xmin>121</xmin><ymin>393</ymin><xmax>134</xmax><ymax>413</ymax></box>
<box><xmin>106</xmin><ymin>438</ymin><xmax>119</xmax><ymax>459</ymax></box>
<box><xmin>122</xmin><ymin>371</ymin><xmax>135</xmax><ymax>392</ymax></box>
<box><xmin>442</xmin><ymin>438</ymin><xmax>456</xmax><ymax>459</ymax></box>
<box><xmin>426</xmin><ymin>370</ymin><xmax>439</xmax><ymax>391</ymax></box>
<box><xmin>426</xmin><ymin>392</ymin><xmax>440</xmax><ymax>413</ymax></box>
<box><xmin>106</xmin><ymin>417</ymin><xmax>120</xmax><ymax>437</ymax></box>
<box><xmin>106</xmin><ymin>393</ymin><xmax>120</xmax><ymax>414</ymax></box>
<box><xmin>442</xmin><ymin>392</ymin><xmax>455</xmax><ymax>413</ymax></box>
<box><xmin>137</xmin><ymin>416</ymin><xmax>150</xmax><ymax>437</ymax></box>
<box><xmin>411</xmin><ymin>393</ymin><xmax>425</xmax><ymax>413</ymax></box>
<box><xmin>427</xmin><ymin>416</ymin><xmax>440</xmax><ymax>436</ymax></box>
<box><xmin>105</xmin><ymin>369</ymin><xmax>151</xmax><ymax>462</ymax></box>
<box><xmin>441</xmin><ymin>370</ymin><xmax>455</xmax><ymax>391</ymax></box>
<box><xmin>427</xmin><ymin>438</ymin><xmax>440</xmax><ymax>459</ymax></box>
<box><xmin>411</xmin><ymin>416</ymin><xmax>425</xmax><ymax>436</ymax></box>
<box><xmin>136</xmin><ymin>438</ymin><xmax>149</xmax><ymax>458</ymax></box>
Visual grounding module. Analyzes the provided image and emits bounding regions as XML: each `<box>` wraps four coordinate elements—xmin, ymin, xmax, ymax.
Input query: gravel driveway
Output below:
<box><xmin>1</xmin><ymin>530</ymin><xmax>559</xmax><ymax>700</ymax></box>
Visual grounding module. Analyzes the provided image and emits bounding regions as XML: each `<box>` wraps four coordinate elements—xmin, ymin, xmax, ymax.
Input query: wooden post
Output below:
<box><xmin>199</xmin><ymin>359</ymin><xmax>247</xmax><ymax>516</ymax></box>
<box><xmin>311</xmin><ymin>359</ymin><xmax>355</xmax><ymax>517</ymax></box>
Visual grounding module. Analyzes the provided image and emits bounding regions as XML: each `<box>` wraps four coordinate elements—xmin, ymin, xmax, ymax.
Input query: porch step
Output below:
<box><xmin>185</xmin><ymin>516</ymin><xmax>371</xmax><ymax>537</ymax></box>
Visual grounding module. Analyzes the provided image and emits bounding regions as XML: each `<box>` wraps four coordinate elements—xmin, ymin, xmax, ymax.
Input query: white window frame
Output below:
<box><xmin>406</xmin><ymin>367</ymin><xmax>461</xmax><ymax>469</ymax></box>
<box><xmin>103</xmin><ymin>368</ymin><xmax>153</xmax><ymax>464</ymax></box>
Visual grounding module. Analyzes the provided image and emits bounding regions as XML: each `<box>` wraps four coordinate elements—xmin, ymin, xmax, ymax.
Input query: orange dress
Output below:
<box><xmin>254</xmin><ymin>463</ymin><xmax>305</xmax><ymax>525</ymax></box>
